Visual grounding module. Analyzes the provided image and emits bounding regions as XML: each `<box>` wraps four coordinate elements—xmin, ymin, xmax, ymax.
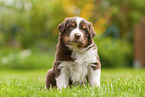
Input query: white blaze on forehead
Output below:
<box><xmin>75</xmin><ymin>17</ymin><xmax>83</xmax><ymax>28</ymax></box>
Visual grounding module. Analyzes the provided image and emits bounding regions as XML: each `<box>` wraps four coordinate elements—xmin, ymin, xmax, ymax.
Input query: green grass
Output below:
<box><xmin>0</xmin><ymin>68</ymin><xmax>144</xmax><ymax>97</ymax></box>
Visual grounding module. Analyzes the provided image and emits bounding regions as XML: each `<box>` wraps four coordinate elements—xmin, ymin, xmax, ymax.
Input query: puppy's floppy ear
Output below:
<box><xmin>57</xmin><ymin>18</ymin><xmax>70</xmax><ymax>33</ymax></box>
<box><xmin>57</xmin><ymin>21</ymin><xmax>65</xmax><ymax>33</ymax></box>
<box><xmin>89</xmin><ymin>23</ymin><xmax>96</xmax><ymax>38</ymax></box>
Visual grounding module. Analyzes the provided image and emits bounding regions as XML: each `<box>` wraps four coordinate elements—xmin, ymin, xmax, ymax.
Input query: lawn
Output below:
<box><xmin>0</xmin><ymin>68</ymin><xmax>144</xmax><ymax>97</ymax></box>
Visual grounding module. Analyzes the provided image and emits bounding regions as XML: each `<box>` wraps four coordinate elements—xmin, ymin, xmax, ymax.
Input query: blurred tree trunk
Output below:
<box><xmin>134</xmin><ymin>17</ymin><xmax>145</xmax><ymax>68</ymax></box>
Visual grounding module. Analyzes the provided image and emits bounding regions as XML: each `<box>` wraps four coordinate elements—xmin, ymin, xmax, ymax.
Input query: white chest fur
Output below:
<box><xmin>58</xmin><ymin>47</ymin><xmax>98</xmax><ymax>86</ymax></box>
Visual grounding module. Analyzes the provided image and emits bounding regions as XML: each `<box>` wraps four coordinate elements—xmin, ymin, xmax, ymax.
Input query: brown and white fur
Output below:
<box><xmin>45</xmin><ymin>17</ymin><xmax>101</xmax><ymax>89</ymax></box>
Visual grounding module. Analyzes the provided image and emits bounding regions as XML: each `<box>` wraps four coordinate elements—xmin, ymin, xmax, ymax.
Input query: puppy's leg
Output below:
<box><xmin>55</xmin><ymin>67</ymin><xmax>69</xmax><ymax>89</ymax></box>
<box><xmin>45</xmin><ymin>68</ymin><xmax>56</xmax><ymax>89</ymax></box>
<box><xmin>88</xmin><ymin>67</ymin><xmax>101</xmax><ymax>87</ymax></box>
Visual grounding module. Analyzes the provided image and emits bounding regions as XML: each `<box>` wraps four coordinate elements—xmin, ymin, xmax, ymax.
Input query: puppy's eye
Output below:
<box><xmin>68</xmin><ymin>26</ymin><xmax>74</xmax><ymax>29</ymax></box>
<box><xmin>83</xmin><ymin>28</ymin><xmax>87</xmax><ymax>32</ymax></box>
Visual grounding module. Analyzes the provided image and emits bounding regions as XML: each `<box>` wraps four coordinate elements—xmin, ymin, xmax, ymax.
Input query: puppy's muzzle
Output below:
<box><xmin>74</xmin><ymin>33</ymin><xmax>81</xmax><ymax>40</ymax></box>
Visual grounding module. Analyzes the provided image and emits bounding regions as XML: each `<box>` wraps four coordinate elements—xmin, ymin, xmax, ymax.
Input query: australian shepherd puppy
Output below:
<box><xmin>45</xmin><ymin>17</ymin><xmax>101</xmax><ymax>89</ymax></box>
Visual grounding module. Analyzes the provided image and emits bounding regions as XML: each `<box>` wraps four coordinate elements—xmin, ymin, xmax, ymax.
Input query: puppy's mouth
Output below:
<box><xmin>68</xmin><ymin>40</ymin><xmax>84</xmax><ymax>46</ymax></box>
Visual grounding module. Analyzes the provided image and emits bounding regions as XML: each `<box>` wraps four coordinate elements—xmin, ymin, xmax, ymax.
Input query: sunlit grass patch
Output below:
<box><xmin>0</xmin><ymin>69</ymin><xmax>144</xmax><ymax>97</ymax></box>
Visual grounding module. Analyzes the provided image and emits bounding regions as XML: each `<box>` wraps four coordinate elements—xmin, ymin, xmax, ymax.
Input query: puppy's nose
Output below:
<box><xmin>74</xmin><ymin>33</ymin><xmax>81</xmax><ymax>39</ymax></box>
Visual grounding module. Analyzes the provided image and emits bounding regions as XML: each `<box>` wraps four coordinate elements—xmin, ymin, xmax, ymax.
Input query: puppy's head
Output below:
<box><xmin>57</xmin><ymin>17</ymin><xmax>96</xmax><ymax>48</ymax></box>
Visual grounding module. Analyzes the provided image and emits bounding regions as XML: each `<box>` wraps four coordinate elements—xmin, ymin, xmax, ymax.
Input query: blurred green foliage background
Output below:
<box><xmin>0</xmin><ymin>0</ymin><xmax>144</xmax><ymax>69</ymax></box>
